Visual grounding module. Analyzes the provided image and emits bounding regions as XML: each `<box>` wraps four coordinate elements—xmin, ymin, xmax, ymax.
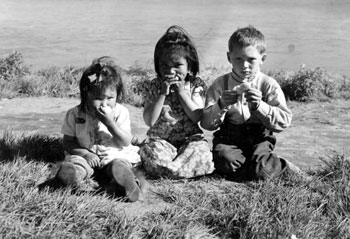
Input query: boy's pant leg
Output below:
<box><xmin>213</xmin><ymin>134</ymin><xmax>287</xmax><ymax>180</ymax></box>
<box><xmin>212</xmin><ymin>123</ymin><xmax>252</xmax><ymax>179</ymax></box>
<box><xmin>250</xmin><ymin>137</ymin><xmax>287</xmax><ymax>180</ymax></box>
<box><xmin>213</xmin><ymin>143</ymin><xmax>246</xmax><ymax>176</ymax></box>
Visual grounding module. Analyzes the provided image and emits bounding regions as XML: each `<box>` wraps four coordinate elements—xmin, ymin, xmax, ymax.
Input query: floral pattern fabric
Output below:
<box><xmin>139</xmin><ymin>135</ymin><xmax>214</xmax><ymax>179</ymax></box>
<box><xmin>138</xmin><ymin>76</ymin><xmax>206</xmax><ymax>147</ymax></box>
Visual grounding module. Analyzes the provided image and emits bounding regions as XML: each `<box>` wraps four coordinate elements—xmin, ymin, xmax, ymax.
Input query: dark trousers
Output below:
<box><xmin>212</xmin><ymin>123</ymin><xmax>287</xmax><ymax>181</ymax></box>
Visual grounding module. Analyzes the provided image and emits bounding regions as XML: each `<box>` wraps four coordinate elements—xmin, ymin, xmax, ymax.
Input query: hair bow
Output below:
<box><xmin>87</xmin><ymin>63</ymin><xmax>105</xmax><ymax>84</ymax></box>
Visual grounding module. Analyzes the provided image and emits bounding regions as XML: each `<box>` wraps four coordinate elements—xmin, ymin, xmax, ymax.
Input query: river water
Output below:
<box><xmin>1</xmin><ymin>0</ymin><xmax>350</xmax><ymax>75</ymax></box>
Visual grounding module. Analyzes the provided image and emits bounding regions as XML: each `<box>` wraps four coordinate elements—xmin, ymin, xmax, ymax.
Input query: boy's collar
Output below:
<box><xmin>230</xmin><ymin>70</ymin><xmax>244</xmax><ymax>83</ymax></box>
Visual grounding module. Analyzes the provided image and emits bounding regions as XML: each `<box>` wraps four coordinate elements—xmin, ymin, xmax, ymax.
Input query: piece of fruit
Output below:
<box><xmin>233</xmin><ymin>82</ymin><xmax>250</xmax><ymax>94</ymax></box>
<box><xmin>100</xmin><ymin>105</ymin><xmax>112</xmax><ymax>114</ymax></box>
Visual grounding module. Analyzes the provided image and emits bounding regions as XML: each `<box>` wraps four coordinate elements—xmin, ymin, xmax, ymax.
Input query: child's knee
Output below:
<box><xmin>56</xmin><ymin>162</ymin><xmax>87</xmax><ymax>186</ymax></box>
<box><xmin>253</xmin><ymin>153</ymin><xmax>286</xmax><ymax>180</ymax></box>
<box><xmin>55</xmin><ymin>155</ymin><xmax>94</xmax><ymax>187</ymax></box>
<box><xmin>65</xmin><ymin>154</ymin><xmax>94</xmax><ymax>177</ymax></box>
<box><xmin>213</xmin><ymin>144</ymin><xmax>246</xmax><ymax>175</ymax></box>
<box><xmin>56</xmin><ymin>162</ymin><xmax>77</xmax><ymax>186</ymax></box>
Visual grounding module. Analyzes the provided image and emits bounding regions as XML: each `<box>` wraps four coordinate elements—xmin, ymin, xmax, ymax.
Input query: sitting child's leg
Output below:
<box><xmin>56</xmin><ymin>155</ymin><xmax>94</xmax><ymax>187</ymax></box>
<box><xmin>139</xmin><ymin>138</ymin><xmax>178</xmax><ymax>178</ymax></box>
<box><xmin>140</xmin><ymin>136</ymin><xmax>214</xmax><ymax>179</ymax></box>
<box><xmin>175</xmin><ymin>137</ymin><xmax>214</xmax><ymax>178</ymax></box>
<box><xmin>250</xmin><ymin>139</ymin><xmax>287</xmax><ymax>180</ymax></box>
<box><xmin>213</xmin><ymin>143</ymin><xmax>248</xmax><ymax>180</ymax></box>
<box><xmin>104</xmin><ymin>159</ymin><xmax>141</xmax><ymax>202</ymax></box>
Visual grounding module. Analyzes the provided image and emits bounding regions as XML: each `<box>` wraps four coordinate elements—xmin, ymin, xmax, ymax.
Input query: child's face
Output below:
<box><xmin>227</xmin><ymin>45</ymin><xmax>266</xmax><ymax>81</ymax></box>
<box><xmin>87</xmin><ymin>87</ymin><xmax>117</xmax><ymax>115</ymax></box>
<box><xmin>158</xmin><ymin>49</ymin><xmax>189</xmax><ymax>82</ymax></box>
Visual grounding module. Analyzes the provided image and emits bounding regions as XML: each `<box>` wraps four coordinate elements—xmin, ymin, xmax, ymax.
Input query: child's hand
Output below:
<box><xmin>160</xmin><ymin>75</ymin><xmax>182</xmax><ymax>95</ymax></box>
<box><xmin>169</xmin><ymin>76</ymin><xmax>186</xmax><ymax>93</ymax></box>
<box><xmin>219</xmin><ymin>90</ymin><xmax>240</xmax><ymax>108</ymax></box>
<box><xmin>96</xmin><ymin>105</ymin><xmax>115</xmax><ymax>126</ymax></box>
<box><xmin>160</xmin><ymin>80</ymin><xmax>172</xmax><ymax>95</ymax></box>
<box><xmin>99</xmin><ymin>154</ymin><xmax>114</xmax><ymax>167</ymax></box>
<box><xmin>84</xmin><ymin>152</ymin><xmax>101</xmax><ymax>168</ymax></box>
<box><xmin>245</xmin><ymin>88</ymin><xmax>262</xmax><ymax>110</ymax></box>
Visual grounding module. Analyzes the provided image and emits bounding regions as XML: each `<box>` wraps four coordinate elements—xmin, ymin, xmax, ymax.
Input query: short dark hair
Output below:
<box><xmin>79</xmin><ymin>56</ymin><xmax>124</xmax><ymax>112</ymax></box>
<box><xmin>228</xmin><ymin>25</ymin><xmax>266</xmax><ymax>54</ymax></box>
<box><xmin>154</xmin><ymin>25</ymin><xmax>199</xmax><ymax>77</ymax></box>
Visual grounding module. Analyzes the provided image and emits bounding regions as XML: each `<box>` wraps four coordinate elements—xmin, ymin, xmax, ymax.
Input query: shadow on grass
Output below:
<box><xmin>0</xmin><ymin>130</ymin><xmax>64</xmax><ymax>163</ymax></box>
<box><xmin>0</xmin><ymin>130</ymin><xmax>145</xmax><ymax>164</ymax></box>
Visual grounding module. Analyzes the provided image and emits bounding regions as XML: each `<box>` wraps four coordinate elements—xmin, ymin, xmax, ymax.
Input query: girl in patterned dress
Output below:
<box><xmin>138</xmin><ymin>26</ymin><xmax>214</xmax><ymax>179</ymax></box>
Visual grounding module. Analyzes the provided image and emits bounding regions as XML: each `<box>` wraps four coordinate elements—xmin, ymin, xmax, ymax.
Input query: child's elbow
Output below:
<box><xmin>144</xmin><ymin>119</ymin><xmax>153</xmax><ymax>127</ymax></box>
<box><xmin>200</xmin><ymin>118</ymin><xmax>217</xmax><ymax>131</ymax></box>
<box><xmin>143</xmin><ymin>112</ymin><xmax>155</xmax><ymax>127</ymax></box>
<box><xmin>200</xmin><ymin>120</ymin><xmax>207</xmax><ymax>129</ymax></box>
<box><xmin>190</xmin><ymin>108</ymin><xmax>203</xmax><ymax>123</ymax></box>
<box><xmin>269</xmin><ymin>121</ymin><xmax>291</xmax><ymax>133</ymax></box>
<box><xmin>200</xmin><ymin>108</ymin><xmax>220</xmax><ymax>131</ymax></box>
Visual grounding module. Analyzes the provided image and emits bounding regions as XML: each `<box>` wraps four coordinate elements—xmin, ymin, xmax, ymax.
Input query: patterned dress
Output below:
<box><xmin>137</xmin><ymin>76</ymin><xmax>214</xmax><ymax>179</ymax></box>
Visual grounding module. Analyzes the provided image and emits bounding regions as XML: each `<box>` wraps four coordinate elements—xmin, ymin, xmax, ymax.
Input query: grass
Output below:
<box><xmin>0</xmin><ymin>131</ymin><xmax>349</xmax><ymax>238</ymax></box>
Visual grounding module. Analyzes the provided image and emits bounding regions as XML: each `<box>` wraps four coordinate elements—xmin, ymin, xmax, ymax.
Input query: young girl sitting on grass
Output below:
<box><xmin>138</xmin><ymin>25</ymin><xmax>214</xmax><ymax>179</ymax></box>
<box><xmin>42</xmin><ymin>56</ymin><xmax>144</xmax><ymax>202</ymax></box>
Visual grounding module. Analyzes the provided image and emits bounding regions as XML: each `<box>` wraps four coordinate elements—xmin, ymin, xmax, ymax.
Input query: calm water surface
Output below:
<box><xmin>1</xmin><ymin>0</ymin><xmax>350</xmax><ymax>75</ymax></box>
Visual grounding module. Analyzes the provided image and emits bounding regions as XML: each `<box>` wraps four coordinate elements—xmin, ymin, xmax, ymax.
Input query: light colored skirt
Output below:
<box><xmin>139</xmin><ymin>134</ymin><xmax>214</xmax><ymax>179</ymax></box>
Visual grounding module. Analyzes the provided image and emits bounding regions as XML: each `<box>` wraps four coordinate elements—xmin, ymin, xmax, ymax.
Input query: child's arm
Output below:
<box><xmin>143</xmin><ymin>94</ymin><xmax>166</xmax><ymax>127</ymax></box>
<box><xmin>143</xmin><ymin>79</ymin><xmax>171</xmax><ymax>126</ymax></box>
<box><xmin>177</xmin><ymin>82</ymin><xmax>204</xmax><ymax>123</ymax></box>
<box><xmin>245</xmin><ymin>83</ymin><xmax>292</xmax><ymax>132</ymax></box>
<box><xmin>62</xmin><ymin>134</ymin><xmax>100</xmax><ymax>168</ymax></box>
<box><xmin>201</xmin><ymin>78</ymin><xmax>230</xmax><ymax>130</ymax></box>
<box><xmin>96</xmin><ymin>106</ymin><xmax>132</xmax><ymax>147</ymax></box>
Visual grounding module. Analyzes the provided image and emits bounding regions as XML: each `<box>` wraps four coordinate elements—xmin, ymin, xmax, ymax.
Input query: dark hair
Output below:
<box><xmin>79</xmin><ymin>56</ymin><xmax>125</xmax><ymax>112</ymax></box>
<box><xmin>228</xmin><ymin>25</ymin><xmax>266</xmax><ymax>54</ymax></box>
<box><xmin>154</xmin><ymin>25</ymin><xmax>199</xmax><ymax>78</ymax></box>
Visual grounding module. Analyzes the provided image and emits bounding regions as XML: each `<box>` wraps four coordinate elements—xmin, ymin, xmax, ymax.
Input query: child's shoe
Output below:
<box><xmin>280</xmin><ymin>157</ymin><xmax>312</xmax><ymax>181</ymax></box>
<box><xmin>55</xmin><ymin>162</ymin><xmax>78</xmax><ymax>186</ymax></box>
<box><xmin>133</xmin><ymin>166</ymin><xmax>149</xmax><ymax>197</ymax></box>
<box><xmin>111</xmin><ymin>160</ymin><xmax>141</xmax><ymax>202</ymax></box>
<box><xmin>38</xmin><ymin>162</ymin><xmax>78</xmax><ymax>190</ymax></box>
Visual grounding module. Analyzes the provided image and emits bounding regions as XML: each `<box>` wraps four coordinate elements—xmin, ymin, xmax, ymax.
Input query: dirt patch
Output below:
<box><xmin>274</xmin><ymin>100</ymin><xmax>350</xmax><ymax>168</ymax></box>
<box><xmin>1</xmin><ymin>97</ymin><xmax>349</xmax><ymax>169</ymax></box>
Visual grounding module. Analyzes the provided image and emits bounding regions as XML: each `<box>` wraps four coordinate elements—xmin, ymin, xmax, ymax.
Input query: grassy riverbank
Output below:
<box><xmin>1</xmin><ymin>52</ymin><xmax>350</xmax><ymax>238</ymax></box>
